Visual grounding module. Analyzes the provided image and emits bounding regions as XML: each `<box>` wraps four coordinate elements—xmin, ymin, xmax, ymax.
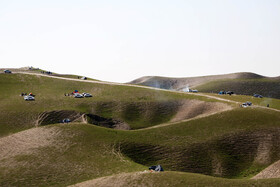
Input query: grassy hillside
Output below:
<box><xmin>1</xmin><ymin>71</ymin><xmax>280</xmax><ymax>186</ymax></box>
<box><xmin>129</xmin><ymin>73</ymin><xmax>280</xmax><ymax>99</ymax></box>
<box><xmin>202</xmin><ymin>93</ymin><xmax>280</xmax><ymax>110</ymax></box>
<box><xmin>196</xmin><ymin>78</ymin><xmax>280</xmax><ymax>99</ymax></box>
<box><xmin>129</xmin><ymin>72</ymin><xmax>264</xmax><ymax>89</ymax></box>
<box><xmin>0</xmin><ymin>73</ymin><xmax>225</xmax><ymax>136</ymax></box>
<box><xmin>2</xmin><ymin>107</ymin><xmax>280</xmax><ymax>186</ymax></box>
<box><xmin>0</xmin><ymin>125</ymin><xmax>146</xmax><ymax>186</ymax></box>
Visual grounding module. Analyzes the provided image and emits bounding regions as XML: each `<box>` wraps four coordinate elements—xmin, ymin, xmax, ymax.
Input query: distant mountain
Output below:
<box><xmin>129</xmin><ymin>72</ymin><xmax>280</xmax><ymax>99</ymax></box>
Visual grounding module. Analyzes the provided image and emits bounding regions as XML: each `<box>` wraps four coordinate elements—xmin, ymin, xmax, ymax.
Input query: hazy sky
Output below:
<box><xmin>1</xmin><ymin>0</ymin><xmax>280</xmax><ymax>82</ymax></box>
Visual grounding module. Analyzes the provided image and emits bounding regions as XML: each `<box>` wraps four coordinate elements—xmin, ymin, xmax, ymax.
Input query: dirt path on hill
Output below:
<box><xmin>192</xmin><ymin>93</ymin><xmax>239</xmax><ymax>104</ymax></box>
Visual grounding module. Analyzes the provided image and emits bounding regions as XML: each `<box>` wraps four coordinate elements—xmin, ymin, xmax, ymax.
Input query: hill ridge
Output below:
<box><xmin>129</xmin><ymin>72</ymin><xmax>280</xmax><ymax>99</ymax></box>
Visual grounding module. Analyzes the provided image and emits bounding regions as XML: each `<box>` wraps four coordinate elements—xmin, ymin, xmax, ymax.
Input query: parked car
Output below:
<box><xmin>246</xmin><ymin>101</ymin><xmax>252</xmax><ymax>106</ymax></box>
<box><xmin>74</xmin><ymin>93</ymin><xmax>84</xmax><ymax>98</ymax></box>
<box><xmin>241</xmin><ymin>101</ymin><xmax>252</xmax><ymax>108</ymax></box>
<box><xmin>61</xmin><ymin>118</ymin><xmax>71</xmax><ymax>123</ymax></box>
<box><xmin>218</xmin><ymin>91</ymin><xmax>225</xmax><ymax>95</ymax></box>
<box><xmin>82</xmin><ymin>93</ymin><xmax>92</xmax><ymax>97</ymax></box>
<box><xmin>253</xmin><ymin>94</ymin><xmax>263</xmax><ymax>98</ymax></box>
<box><xmin>4</xmin><ymin>70</ymin><xmax>12</xmax><ymax>73</ymax></box>
<box><xmin>24</xmin><ymin>95</ymin><xmax>35</xmax><ymax>101</ymax></box>
<box><xmin>226</xmin><ymin>91</ymin><xmax>234</xmax><ymax>95</ymax></box>
<box><xmin>191</xmin><ymin>90</ymin><xmax>198</xmax><ymax>93</ymax></box>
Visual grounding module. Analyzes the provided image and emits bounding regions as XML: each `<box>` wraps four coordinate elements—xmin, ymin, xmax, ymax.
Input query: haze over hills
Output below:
<box><xmin>1</xmin><ymin>68</ymin><xmax>280</xmax><ymax>186</ymax></box>
<box><xmin>129</xmin><ymin>72</ymin><xmax>280</xmax><ymax>99</ymax></box>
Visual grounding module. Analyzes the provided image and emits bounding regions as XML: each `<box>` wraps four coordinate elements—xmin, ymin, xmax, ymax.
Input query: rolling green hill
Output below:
<box><xmin>1</xmin><ymin>70</ymin><xmax>280</xmax><ymax>186</ymax></box>
<box><xmin>0</xmin><ymin>73</ymin><xmax>228</xmax><ymax>136</ymax></box>
<box><xmin>196</xmin><ymin>78</ymin><xmax>280</xmax><ymax>99</ymax></box>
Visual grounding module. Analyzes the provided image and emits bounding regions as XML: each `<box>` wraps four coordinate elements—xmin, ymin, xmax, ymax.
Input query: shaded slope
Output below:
<box><xmin>36</xmin><ymin>110</ymin><xmax>130</xmax><ymax>130</ymax></box>
<box><xmin>85</xmin><ymin>113</ymin><xmax>130</xmax><ymax>130</ymax></box>
<box><xmin>121</xmin><ymin>128</ymin><xmax>280</xmax><ymax>178</ymax></box>
<box><xmin>36</xmin><ymin>110</ymin><xmax>84</xmax><ymax>126</ymax></box>
<box><xmin>120</xmin><ymin>108</ymin><xmax>280</xmax><ymax>178</ymax></box>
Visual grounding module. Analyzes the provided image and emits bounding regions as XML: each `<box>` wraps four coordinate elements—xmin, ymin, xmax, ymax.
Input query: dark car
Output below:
<box><xmin>246</xmin><ymin>101</ymin><xmax>252</xmax><ymax>106</ymax></box>
<box><xmin>62</xmin><ymin>118</ymin><xmax>71</xmax><ymax>123</ymax></box>
<box><xmin>253</xmin><ymin>94</ymin><xmax>263</xmax><ymax>98</ymax></box>
<box><xmin>4</xmin><ymin>70</ymin><xmax>12</xmax><ymax>73</ymax></box>
<box><xmin>226</xmin><ymin>91</ymin><xmax>234</xmax><ymax>95</ymax></box>
<box><xmin>149</xmin><ymin>165</ymin><xmax>164</xmax><ymax>172</ymax></box>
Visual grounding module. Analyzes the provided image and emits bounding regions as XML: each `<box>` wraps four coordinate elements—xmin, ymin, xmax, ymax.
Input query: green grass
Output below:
<box><xmin>4</xmin><ymin>107</ymin><xmax>280</xmax><ymax>185</ymax></box>
<box><xmin>0</xmin><ymin>124</ymin><xmax>146</xmax><ymax>186</ymax></box>
<box><xmin>118</xmin><ymin>108</ymin><xmax>280</xmax><ymax>178</ymax></box>
<box><xmin>1</xmin><ymin>108</ymin><xmax>280</xmax><ymax>187</ymax></box>
<box><xmin>196</xmin><ymin>78</ymin><xmax>280</xmax><ymax>99</ymax></box>
<box><xmin>2</xmin><ymin>106</ymin><xmax>280</xmax><ymax>186</ymax></box>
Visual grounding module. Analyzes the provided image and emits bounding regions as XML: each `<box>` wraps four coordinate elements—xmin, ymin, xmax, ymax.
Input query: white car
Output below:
<box><xmin>74</xmin><ymin>93</ymin><xmax>84</xmax><ymax>98</ymax></box>
<box><xmin>82</xmin><ymin>93</ymin><xmax>92</xmax><ymax>97</ymax></box>
<box><xmin>24</xmin><ymin>95</ymin><xmax>35</xmax><ymax>101</ymax></box>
